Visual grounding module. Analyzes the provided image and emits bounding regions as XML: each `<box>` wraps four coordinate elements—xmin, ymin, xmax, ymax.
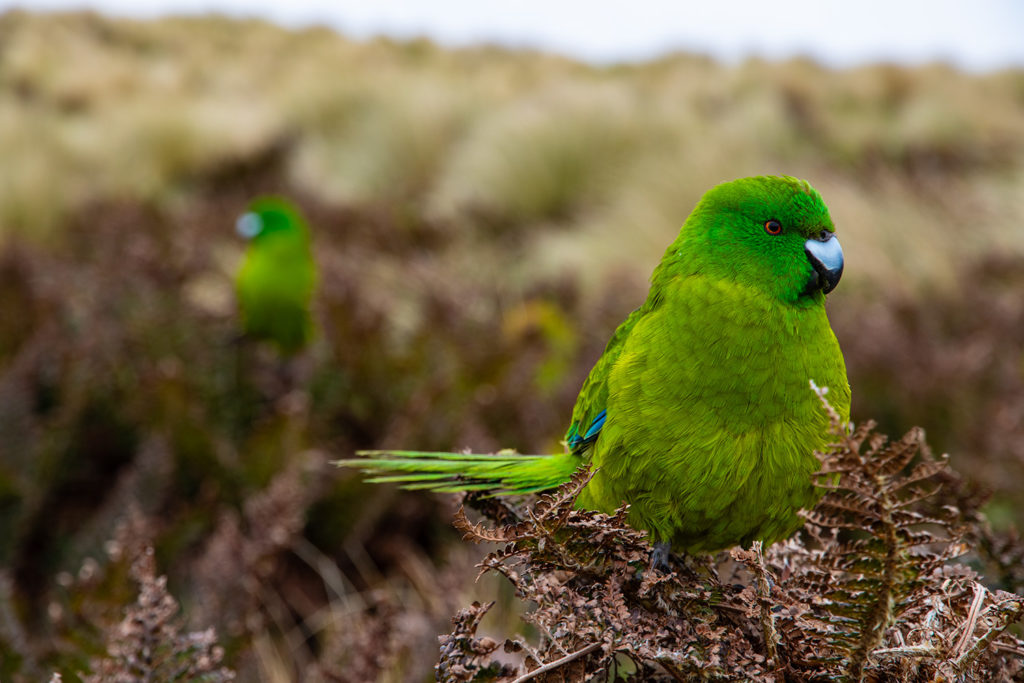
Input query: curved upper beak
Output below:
<box><xmin>804</xmin><ymin>233</ymin><xmax>843</xmax><ymax>295</ymax></box>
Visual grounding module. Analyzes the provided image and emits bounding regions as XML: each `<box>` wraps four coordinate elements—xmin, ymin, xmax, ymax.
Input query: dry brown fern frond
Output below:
<box><xmin>436</xmin><ymin>601</ymin><xmax>518</xmax><ymax>683</ymax></box>
<box><xmin>191</xmin><ymin>454</ymin><xmax>322</xmax><ymax>638</ymax></box>
<box><xmin>758</xmin><ymin>387</ymin><xmax>1024</xmax><ymax>682</ymax></box>
<box><xmin>445</xmin><ymin>472</ymin><xmax>775</xmax><ymax>681</ymax></box>
<box><xmin>438</xmin><ymin>398</ymin><xmax>1024</xmax><ymax>682</ymax></box>
<box><xmin>85</xmin><ymin>545</ymin><xmax>234</xmax><ymax>682</ymax></box>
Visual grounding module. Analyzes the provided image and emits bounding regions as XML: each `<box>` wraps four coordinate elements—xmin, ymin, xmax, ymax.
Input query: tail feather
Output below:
<box><xmin>335</xmin><ymin>449</ymin><xmax>582</xmax><ymax>496</ymax></box>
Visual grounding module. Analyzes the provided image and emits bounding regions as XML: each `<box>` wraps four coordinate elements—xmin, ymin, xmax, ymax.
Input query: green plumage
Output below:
<box><xmin>340</xmin><ymin>176</ymin><xmax>851</xmax><ymax>553</ymax></box>
<box><xmin>235</xmin><ymin>197</ymin><xmax>317</xmax><ymax>355</ymax></box>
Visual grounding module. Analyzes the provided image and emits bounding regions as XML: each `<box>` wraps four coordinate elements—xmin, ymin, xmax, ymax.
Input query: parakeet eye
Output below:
<box><xmin>764</xmin><ymin>219</ymin><xmax>782</xmax><ymax>235</ymax></box>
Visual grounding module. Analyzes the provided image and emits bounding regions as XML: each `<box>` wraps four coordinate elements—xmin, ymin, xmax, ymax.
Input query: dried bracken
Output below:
<box><xmin>3</xmin><ymin>13</ymin><xmax>1024</xmax><ymax>681</ymax></box>
<box><xmin>759</xmin><ymin>387</ymin><xmax>1024</xmax><ymax>681</ymax></box>
<box><xmin>191</xmin><ymin>456</ymin><xmax>320</xmax><ymax>637</ymax></box>
<box><xmin>312</xmin><ymin>547</ymin><xmax>476</xmax><ymax>683</ymax></box>
<box><xmin>437</xmin><ymin>601</ymin><xmax>518</xmax><ymax>682</ymax></box>
<box><xmin>439</xmin><ymin>396</ymin><xmax>1024</xmax><ymax>682</ymax></box>
<box><xmin>85</xmin><ymin>545</ymin><xmax>234</xmax><ymax>682</ymax></box>
<box><xmin>449</xmin><ymin>471</ymin><xmax>775</xmax><ymax>681</ymax></box>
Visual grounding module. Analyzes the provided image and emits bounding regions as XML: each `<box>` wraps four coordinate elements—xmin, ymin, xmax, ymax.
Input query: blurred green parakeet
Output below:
<box><xmin>235</xmin><ymin>197</ymin><xmax>317</xmax><ymax>355</ymax></box>
<box><xmin>340</xmin><ymin>176</ymin><xmax>850</xmax><ymax>554</ymax></box>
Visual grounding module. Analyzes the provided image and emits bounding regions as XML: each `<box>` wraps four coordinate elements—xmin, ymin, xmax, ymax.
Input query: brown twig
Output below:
<box><xmin>510</xmin><ymin>642</ymin><xmax>602</xmax><ymax>683</ymax></box>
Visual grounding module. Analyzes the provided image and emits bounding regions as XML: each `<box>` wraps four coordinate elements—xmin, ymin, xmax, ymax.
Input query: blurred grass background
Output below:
<box><xmin>0</xmin><ymin>9</ymin><xmax>1023</xmax><ymax>680</ymax></box>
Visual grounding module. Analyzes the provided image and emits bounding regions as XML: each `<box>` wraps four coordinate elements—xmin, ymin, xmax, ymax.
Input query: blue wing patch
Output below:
<box><xmin>569</xmin><ymin>409</ymin><xmax>606</xmax><ymax>453</ymax></box>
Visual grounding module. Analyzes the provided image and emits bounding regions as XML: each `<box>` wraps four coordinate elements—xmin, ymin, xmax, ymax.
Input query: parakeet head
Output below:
<box><xmin>661</xmin><ymin>176</ymin><xmax>843</xmax><ymax>304</ymax></box>
<box><xmin>236</xmin><ymin>196</ymin><xmax>310</xmax><ymax>244</ymax></box>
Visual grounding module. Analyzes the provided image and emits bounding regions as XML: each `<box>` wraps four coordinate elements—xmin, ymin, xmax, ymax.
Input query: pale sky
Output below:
<box><xmin>4</xmin><ymin>0</ymin><xmax>1024</xmax><ymax>71</ymax></box>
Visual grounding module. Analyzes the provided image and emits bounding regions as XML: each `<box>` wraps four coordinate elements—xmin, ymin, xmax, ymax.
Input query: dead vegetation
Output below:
<box><xmin>441</xmin><ymin>397</ymin><xmax>1024</xmax><ymax>681</ymax></box>
<box><xmin>0</xmin><ymin>10</ymin><xmax>1022</xmax><ymax>682</ymax></box>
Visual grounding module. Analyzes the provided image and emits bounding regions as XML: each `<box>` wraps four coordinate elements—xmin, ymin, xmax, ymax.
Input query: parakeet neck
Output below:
<box><xmin>252</xmin><ymin>230</ymin><xmax>310</xmax><ymax>260</ymax></box>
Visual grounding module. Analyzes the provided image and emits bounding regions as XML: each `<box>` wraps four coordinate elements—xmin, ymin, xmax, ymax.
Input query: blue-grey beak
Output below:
<box><xmin>236</xmin><ymin>212</ymin><xmax>262</xmax><ymax>239</ymax></box>
<box><xmin>804</xmin><ymin>233</ymin><xmax>843</xmax><ymax>295</ymax></box>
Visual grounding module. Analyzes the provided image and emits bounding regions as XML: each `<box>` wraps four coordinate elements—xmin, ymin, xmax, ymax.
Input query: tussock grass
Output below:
<box><xmin>1</xmin><ymin>10</ymin><xmax>1023</xmax><ymax>681</ymax></box>
<box><xmin>1</xmin><ymin>10</ymin><xmax>1023</xmax><ymax>289</ymax></box>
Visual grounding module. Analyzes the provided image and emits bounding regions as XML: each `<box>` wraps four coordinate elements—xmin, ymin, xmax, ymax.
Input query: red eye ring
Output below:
<box><xmin>764</xmin><ymin>219</ymin><xmax>782</xmax><ymax>235</ymax></box>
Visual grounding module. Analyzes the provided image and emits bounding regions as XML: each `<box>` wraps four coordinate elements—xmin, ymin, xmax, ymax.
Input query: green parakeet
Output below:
<box><xmin>340</xmin><ymin>176</ymin><xmax>850</xmax><ymax>554</ymax></box>
<box><xmin>235</xmin><ymin>197</ymin><xmax>317</xmax><ymax>355</ymax></box>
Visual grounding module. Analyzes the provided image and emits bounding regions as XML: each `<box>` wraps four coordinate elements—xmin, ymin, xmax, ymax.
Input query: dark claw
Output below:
<box><xmin>650</xmin><ymin>541</ymin><xmax>673</xmax><ymax>572</ymax></box>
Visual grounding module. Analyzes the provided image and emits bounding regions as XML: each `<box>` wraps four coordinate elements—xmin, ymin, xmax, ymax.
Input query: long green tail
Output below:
<box><xmin>335</xmin><ymin>449</ymin><xmax>582</xmax><ymax>495</ymax></box>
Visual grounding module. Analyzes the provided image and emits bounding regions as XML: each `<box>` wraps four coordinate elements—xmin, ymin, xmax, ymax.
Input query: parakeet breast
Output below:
<box><xmin>236</xmin><ymin>232</ymin><xmax>317</xmax><ymax>355</ymax></box>
<box><xmin>575</xmin><ymin>274</ymin><xmax>850</xmax><ymax>553</ymax></box>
